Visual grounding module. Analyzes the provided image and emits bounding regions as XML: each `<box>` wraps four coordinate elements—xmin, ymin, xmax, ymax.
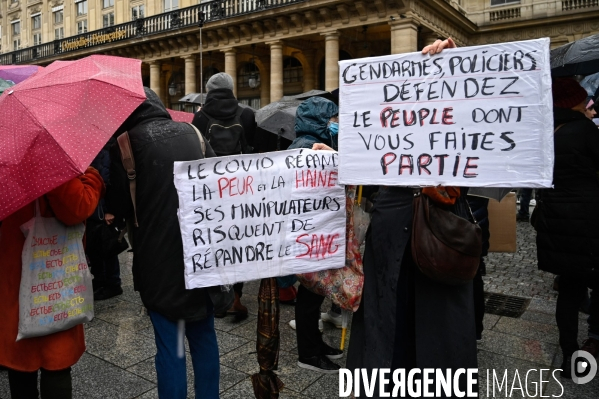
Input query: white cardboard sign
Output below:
<box><xmin>173</xmin><ymin>149</ymin><xmax>346</xmax><ymax>289</ymax></box>
<box><xmin>338</xmin><ymin>38</ymin><xmax>554</xmax><ymax>188</ymax></box>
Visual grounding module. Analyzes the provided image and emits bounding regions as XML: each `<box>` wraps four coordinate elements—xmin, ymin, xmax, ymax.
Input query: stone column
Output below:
<box><xmin>322</xmin><ymin>31</ymin><xmax>340</xmax><ymax>92</ymax></box>
<box><xmin>421</xmin><ymin>31</ymin><xmax>441</xmax><ymax>47</ymax></box>
<box><xmin>223</xmin><ymin>48</ymin><xmax>237</xmax><ymax>97</ymax></box>
<box><xmin>302</xmin><ymin>50</ymin><xmax>316</xmax><ymax>92</ymax></box>
<box><xmin>268</xmin><ymin>41</ymin><xmax>284</xmax><ymax>103</ymax></box>
<box><xmin>182</xmin><ymin>55</ymin><xmax>197</xmax><ymax>95</ymax></box>
<box><xmin>390</xmin><ymin>19</ymin><xmax>419</xmax><ymax>54</ymax></box>
<box><xmin>260</xmin><ymin>62</ymin><xmax>271</xmax><ymax>107</ymax></box>
<box><xmin>149</xmin><ymin>61</ymin><xmax>162</xmax><ymax>100</ymax></box>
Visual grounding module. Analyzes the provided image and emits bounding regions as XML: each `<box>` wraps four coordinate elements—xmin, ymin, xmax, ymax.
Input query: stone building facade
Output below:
<box><xmin>1</xmin><ymin>0</ymin><xmax>598</xmax><ymax>109</ymax></box>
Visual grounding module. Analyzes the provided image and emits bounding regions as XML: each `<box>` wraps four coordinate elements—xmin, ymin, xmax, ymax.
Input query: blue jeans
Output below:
<box><xmin>148</xmin><ymin>311</ymin><xmax>219</xmax><ymax>399</ymax></box>
<box><xmin>589</xmin><ymin>289</ymin><xmax>599</xmax><ymax>340</ymax></box>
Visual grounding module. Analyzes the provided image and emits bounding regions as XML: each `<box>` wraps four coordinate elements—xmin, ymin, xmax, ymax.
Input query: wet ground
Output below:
<box><xmin>1</xmin><ymin>220</ymin><xmax>597</xmax><ymax>398</ymax></box>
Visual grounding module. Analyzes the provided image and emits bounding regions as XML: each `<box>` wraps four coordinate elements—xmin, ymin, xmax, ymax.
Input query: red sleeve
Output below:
<box><xmin>46</xmin><ymin>167</ymin><xmax>105</xmax><ymax>226</ymax></box>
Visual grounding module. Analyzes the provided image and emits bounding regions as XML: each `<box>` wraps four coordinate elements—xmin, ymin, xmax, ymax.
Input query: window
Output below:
<box><xmin>13</xmin><ymin>39</ymin><xmax>20</xmax><ymax>51</ymax></box>
<box><xmin>32</xmin><ymin>15</ymin><xmax>41</xmax><ymax>30</ymax></box>
<box><xmin>77</xmin><ymin>1</ymin><xmax>88</xmax><ymax>16</ymax></box>
<box><xmin>33</xmin><ymin>32</ymin><xmax>42</xmax><ymax>46</ymax></box>
<box><xmin>490</xmin><ymin>0</ymin><xmax>520</xmax><ymax>5</ymax></box>
<box><xmin>12</xmin><ymin>21</ymin><xmax>20</xmax><ymax>36</ymax></box>
<box><xmin>132</xmin><ymin>4</ymin><xmax>145</xmax><ymax>19</ymax></box>
<box><xmin>103</xmin><ymin>13</ymin><xmax>114</xmax><ymax>27</ymax></box>
<box><xmin>283</xmin><ymin>57</ymin><xmax>303</xmax><ymax>83</ymax></box>
<box><xmin>238</xmin><ymin>63</ymin><xmax>261</xmax><ymax>89</ymax></box>
<box><xmin>163</xmin><ymin>0</ymin><xmax>179</xmax><ymax>12</ymax></box>
<box><xmin>103</xmin><ymin>0</ymin><xmax>114</xmax><ymax>8</ymax></box>
<box><xmin>77</xmin><ymin>20</ymin><xmax>88</xmax><ymax>34</ymax></box>
<box><xmin>54</xmin><ymin>10</ymin><xmax>63</xmax><ymax>24</ymax></box>
<box><xmin>55</xmin><ymin>27</ymin><xmax>64</xmax><ymax>39</ymax></box>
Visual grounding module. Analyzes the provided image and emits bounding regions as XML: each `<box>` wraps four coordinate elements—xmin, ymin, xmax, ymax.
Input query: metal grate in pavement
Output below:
<box><xmin>484</xmin><ymin>293</ymin><xmax>531</xmax><ymax>318</ymax></box>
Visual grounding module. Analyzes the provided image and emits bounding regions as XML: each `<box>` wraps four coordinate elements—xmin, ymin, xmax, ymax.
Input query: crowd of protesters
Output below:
<box><xmin>0</xmin><ymin>36</ymin><xmax>598</xmax><ymax>399</ymax></box>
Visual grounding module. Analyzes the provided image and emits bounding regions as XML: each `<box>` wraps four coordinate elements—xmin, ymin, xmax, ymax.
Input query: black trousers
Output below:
<box><xmin>295</xmin><ymin>284</ymin><xmax>325</xmax><ymax>358</ymax></box>
<box><xmin>8</xmin><ymin>368</ymin><xmax>72</xmax><ymax>399</ymax></box>
<box><xmin>556</xmin><ymin>275</ymin><xmax>591</xmax><ymax>356</ymax></box>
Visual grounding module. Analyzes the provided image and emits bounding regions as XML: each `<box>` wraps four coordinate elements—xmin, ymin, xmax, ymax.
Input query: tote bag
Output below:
<box><xmin>18</xmin><ymin>201</ymin><xmax>94</xmax><ymax>340</ymax></box>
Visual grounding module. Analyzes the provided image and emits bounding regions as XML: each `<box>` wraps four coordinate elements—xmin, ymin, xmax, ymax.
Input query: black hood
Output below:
<box><xmin>201</xmin><ymin>88</ymin><xmax>239</xmax><ymax>119</ymax></box>
<box><xmin>115</xmin><ymin>87</ymin><xmax>171</xmax><ymax>135</ymax></box>
<box><xmin>553</xmin><ymin>107</ymin><xmax>588</xmax><ymax>126</ymax></box>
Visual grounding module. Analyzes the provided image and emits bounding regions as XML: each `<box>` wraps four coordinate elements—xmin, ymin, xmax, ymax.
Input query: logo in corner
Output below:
<box><xmin>571</xmin><ymin>350</ymin><xmax>597</xmax><ymax>385</ymax></box>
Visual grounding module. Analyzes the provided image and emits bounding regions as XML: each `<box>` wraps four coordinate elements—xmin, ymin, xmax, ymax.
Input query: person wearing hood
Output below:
<box><xmin>536</xmin><ymin>78</ymin><xmax>599</xmax><ymax>377</ymax></box>
<box><xmin>108</xmin><ymin>87</ymin><xmax>233</xmax><ymax>399</ymax></box>
<box><xmin>191</xmin><ymin>72</ymin><xmax>256</xmax><ymax>320</ymax></box>
<box><xmin>287</xmin><ymin>97</ymin><xmax>344</xmax><ymax>373</ymax></box>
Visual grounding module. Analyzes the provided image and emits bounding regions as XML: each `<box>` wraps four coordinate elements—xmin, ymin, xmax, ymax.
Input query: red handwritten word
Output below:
<box><xmin>31</xmin><ymin>281</ymin><xmax>64</xmax><ymax>293</ymax></box>
<box><xmin>295</xmin><ymin>170</ymin><xmax>338</xmax><ymax>189</ymax></box>
<box><xmin>296</xmin><ymin>233</ymin><xmax>340</xmax><ymax>259</ymax></box>
<box><xmin>217</xmin><ymin>176</ymin><xmax>254</xmax><ymax>198</ymax></box>
<box><xmin>31</xmin><ymin>235</ymin><xmax>58</xmax><ymax>247</ymax></box>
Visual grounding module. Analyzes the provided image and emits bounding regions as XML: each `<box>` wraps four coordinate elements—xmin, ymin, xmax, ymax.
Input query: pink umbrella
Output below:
<box><xmin>0</xmin><ymin>55</ymin><xmax>145</xmax><ymax>220</ymax></box>
<box><xmin>168</xmin><ymin>109</ymin><xmax>195</xmax><ymax>123</ymax></box>
<box><xmin>0</xmin><ymin>65</ymin><xmax>43</xmax><ymax>84</ymax></box>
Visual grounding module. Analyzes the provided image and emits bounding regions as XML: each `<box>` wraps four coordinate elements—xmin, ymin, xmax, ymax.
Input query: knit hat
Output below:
<box><xmin>206</xmin><ymin>72</ymin><xmax>234</xmax><ymax>92</ymax></box>
<box><xmin>552</xmin><ymin>78</ymin><xmax>588</xmax><ymax>109</ymax></box>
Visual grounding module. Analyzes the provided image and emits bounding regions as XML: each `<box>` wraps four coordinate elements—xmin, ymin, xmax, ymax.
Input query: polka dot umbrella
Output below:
<box><xmin>0</xmin><ymin>55</ymin><xmax>146</xmax><ymax>221</ymax></box>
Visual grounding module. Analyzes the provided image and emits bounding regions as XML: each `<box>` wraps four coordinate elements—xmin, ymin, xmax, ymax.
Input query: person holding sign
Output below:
<box><xmin>535</xmin><ymin>78</ymin><xmax>599</xmax><ymax>378</ymax></box>
<box><xmin>108</xmin><ymin>88</ymin><xmax>233</xmax><ymax>399</ymax></box>
<box><xmin>288</xmin><ymin>96</ymin><xmax>345</xmax><ymax>373</ymax></box>
<box><xmin>0</xmin><ymin>168</ymin><xmax>104</xmax><ymax>399</ymax></box>
<box><xmin>339</xmin><ymin>38</ymin><xmax>478</xmax><ymax>396</ymax></box>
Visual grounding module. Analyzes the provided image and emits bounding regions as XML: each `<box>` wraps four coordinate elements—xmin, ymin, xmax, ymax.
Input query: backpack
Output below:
<box><xmin>201</xmin><ymin>107</ymin><xmax>249</xmax><ymax>156</ymax></box>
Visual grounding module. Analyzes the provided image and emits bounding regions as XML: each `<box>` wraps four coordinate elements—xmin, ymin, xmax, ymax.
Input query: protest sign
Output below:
<box><xmin>173</xmin><ymin>149</ymin><xmax>346</xmax><ymax>289</ymax></box>
<box><xmin>338</xmin><ymin>38</ymin><xmax>553</xmax><ymax>188</ymax></box>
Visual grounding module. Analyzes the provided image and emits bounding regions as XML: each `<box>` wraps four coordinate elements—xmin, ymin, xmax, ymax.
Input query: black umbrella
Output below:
<box><xmin>255</xmin><ymin>99</ymin><xmax>302</xmax><ymax>141</ymax></box>
<box><xmin>551</xmin><ymin>33</ymin><xmax>599</xmax><ymax>77</ymax></box>
<box><xmin>178</xmin><ymin>92</ymin><xmax>207</xmax><ymax>105</ymax></box>
<box><xmin>280</xmin><ymin>89</ymin><xmax>333</xmax><ymax>102</ymax></box>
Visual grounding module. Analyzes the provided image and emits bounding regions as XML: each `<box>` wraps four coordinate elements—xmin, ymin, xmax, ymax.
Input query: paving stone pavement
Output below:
<box><xmin>1</xmin><ymin>215</ymin><xmax>597</xmax><ymax>398</ymax></box>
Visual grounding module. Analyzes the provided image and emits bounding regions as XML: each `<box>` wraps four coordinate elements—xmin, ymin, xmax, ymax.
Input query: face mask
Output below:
<box><xmin>328</xmin><ymin>121</ymin><xmax>339</xmax><ymax>136</ymax></box>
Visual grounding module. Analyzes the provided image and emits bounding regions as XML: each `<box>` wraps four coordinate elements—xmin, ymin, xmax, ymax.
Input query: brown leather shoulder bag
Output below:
<box><xmin>411</xmin><ymin>192</ymin><xmax>482</xmax><ymax>285</ymax></box>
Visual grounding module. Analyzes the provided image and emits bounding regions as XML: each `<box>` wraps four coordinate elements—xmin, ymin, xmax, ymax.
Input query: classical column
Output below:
<box><xmin>268</xmin><ymin>41</ymin><xmax>283</xmax><ymax>103</ymax></box>
<box><xmin>182</xmin><ymin>55</ymin><xmax>197</xmax><ymax>95</ymax></box>
<box><xmin>223</xmin><ymin>48</ymin><xmax>237</xmax><ymax>96</ymax></box>
<box><xmin>322</xmin><ymin>31</ymin><xmax>340</xmax><ymax>92</ymax></box>
<box><xmin>302</xmin><ymin>50</ymin><xmax>316</xmax><ymax>92</ymax></box>
<box><xmin>390</xmin><ymin>19</ymin><xmax>419</xmax><ymax>54</ymax></box>
<box><xmin>421</xmin><ymin>31</ymin><xmax>441</xmax><ymax>47</ymax></box>
<box><xmin>149</xmin><ymin>61</ymin><xmax>162</xmax><ymax>100</ymax></box>
<box><xmin>260</xmin><ymin>62</ymin><xmax>271</xmax><ymax>107</ymax></box>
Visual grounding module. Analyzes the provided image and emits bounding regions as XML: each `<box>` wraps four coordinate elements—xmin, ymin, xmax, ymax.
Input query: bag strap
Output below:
<box><xmin>554</xmin><ymin>124</ymin><xmax>565</xmax><ymax>133</ymax></box>
<box><xmin>187</xmin><ymin>123</ymin><xmax>206</xmax><ymax>157</ymax></box>
<box><xmin>116</xmin><ymin>132</ymin><xmax>138</xmax><ymax>228</ymax></box>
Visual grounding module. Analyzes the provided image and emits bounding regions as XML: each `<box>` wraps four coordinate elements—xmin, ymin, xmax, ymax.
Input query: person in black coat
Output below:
<box><xmin>191</xmin><ymin>73</ymin><xmax>256</xmax><ymax>320</ymax></box>
<box><xmin>346</xmin><ymin>38</ymin><xmax>478</xmax><ymax>398</ymax></box>
<box><xmin>108</xmin><ymin>87</ymin><xmax>233</xmax><ymax>399</ymax></box>
<box><xmin>536</xmin><ymin>78</ymin><xmax>599</xmax><ymax>378</ymax></box>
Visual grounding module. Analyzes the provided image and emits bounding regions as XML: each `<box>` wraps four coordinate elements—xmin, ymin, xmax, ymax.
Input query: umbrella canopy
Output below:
<box><xmin>167</xmin><ymin>109</ymin><xmax>194</xmax><ymax>123</ymax></box>
<box><xmin>0</xmin><ymin>78</ymin><xmax>14</xmax><ymax>94</ymax></box>
<box><xmin>255</xmin><ymin>99</ymin><xmax>302</xmax><ymax>141</ymax></box>
<box><xmin>0</xmin><ymin>65</ymin><xmax>43</xmax><ymax>84</ymax></box>
<box><xmin>280</xmin><ymin>89</ymin><xmax>333</xmax><ymax>102</ymax></box>
<box><xmin>551</xmin><ymin>33</ymin><xmax>599</xmax><ymax>77</ymax></box>
<box><xmin>0</xmin><ymin>55</ymin><xmax>145</xmax><ymax>221</ymax></box>
<box><xmin>179</xmin><ymin>92</ymin><xmax>207</xmax><ymax>105</ymax></box>
<box><xmin>467</xmin><ymin>188</ymin><xmax>513</xmax><ymax>202</ymax></box>
<box><xmin>580</xmin><ymin>72</ymin><xmax>599</xmax><ymax>98</ymax></box>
